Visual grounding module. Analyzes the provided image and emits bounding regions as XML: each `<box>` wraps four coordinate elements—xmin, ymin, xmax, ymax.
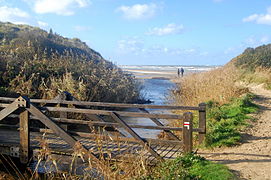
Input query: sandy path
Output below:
<box><xmin>199</xmin><ymin>84</ymin><xmax>271</xmax><ymax>180</ymax></box>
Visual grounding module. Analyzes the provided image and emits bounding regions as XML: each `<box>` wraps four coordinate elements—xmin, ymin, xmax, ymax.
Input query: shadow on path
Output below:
<box><xmin>198</xmin><ymin>152</ymin><xmax>271</xmax><ymax>164</ymax></box>
<box><xmin>240</xmin><ymin>133</ymin><xmax>271</xmax><ymax>142</ymax></box>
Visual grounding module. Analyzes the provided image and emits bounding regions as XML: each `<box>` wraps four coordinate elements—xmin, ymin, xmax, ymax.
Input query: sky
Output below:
<box><xmin>0</xmin><ymin>0</ymin><xmax>270</xmax><ymax>65</ymax></box>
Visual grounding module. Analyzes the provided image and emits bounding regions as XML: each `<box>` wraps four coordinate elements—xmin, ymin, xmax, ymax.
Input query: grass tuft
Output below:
<box><xmin>140</xmin><ymin>153</ymin><xmax>236</xmax><ymax>180</ymax></box>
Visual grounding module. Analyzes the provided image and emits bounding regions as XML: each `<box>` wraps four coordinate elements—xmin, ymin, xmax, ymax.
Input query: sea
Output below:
<box><xmin>120</xmin><ymin>65</ymin><xmax>218</xmax><ymax>138</ymax></box>
<box><xmin>120</xmin><ymin>65</ymin><xmax>218</xmax><ymax>74</ymax></box>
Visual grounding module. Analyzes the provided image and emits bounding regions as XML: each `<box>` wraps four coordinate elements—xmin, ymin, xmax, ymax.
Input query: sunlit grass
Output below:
<box><xmin>239</xmin><ymin>67</ymin><xmax>271</xmax><ymax>90</ymax></box>
<box><xmin>172</xmin><ymin>64</ymin><xmax>248</xmax><ymax>106</ymax></box>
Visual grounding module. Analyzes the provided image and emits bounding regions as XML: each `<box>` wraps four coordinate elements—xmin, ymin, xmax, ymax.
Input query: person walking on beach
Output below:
<box><xmin>177</xmin><ymin>68</ymin><xmax>180</xmax><ymax>77</ymax></box>
<box><xmin>180</xmin><ymin>67</ymin><xmax>184</xmax><ymax>77</ymax></box>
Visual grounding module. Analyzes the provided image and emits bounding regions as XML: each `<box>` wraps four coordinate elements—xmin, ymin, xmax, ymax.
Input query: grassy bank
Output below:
<box><xmin>233</xmin><ymin>44</ymin><xmax>271</xmax><ymax>90</ymax></box>
<box><xmin>140</xmin><ymin>153</ymin><xmax>236</xmax><ymax>180</ymax></box>
<box><xmin>239</xmin><ymin>67</ymin><xmax>271</xmax><ymax>90</ymax></box>
<box><xmin>172</xmin><ymin>64</ymin><xmax>259</xmax><ymax>147</ymax></box>
<box><xmin>205</xmin><ymin>94</ymin><xmax>258</xmax><ymax>147</ymax></box>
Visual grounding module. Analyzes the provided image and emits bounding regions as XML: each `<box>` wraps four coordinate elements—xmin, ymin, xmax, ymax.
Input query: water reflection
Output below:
<box><xmin>123</xmin><ymin>79</ymin><xmax>175</xmax><ymax>139</ymax></box>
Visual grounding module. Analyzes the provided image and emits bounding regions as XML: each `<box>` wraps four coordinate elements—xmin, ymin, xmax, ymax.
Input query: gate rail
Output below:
<box><xmin>0</xmin><ymin>93</ymin><xmax>206</xmax><ymax>173</ymax></box>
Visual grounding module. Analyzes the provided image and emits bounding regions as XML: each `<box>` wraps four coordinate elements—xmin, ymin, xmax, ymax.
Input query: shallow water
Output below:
<box><xmin>123</xmin><ymin>79</ymin><xmax>175</xmax><ymax>138</ymax></box>
<box><xmin>139</xmin><ymin>79</ymin><xmax>176</xmax><ymax>105</ymax></box>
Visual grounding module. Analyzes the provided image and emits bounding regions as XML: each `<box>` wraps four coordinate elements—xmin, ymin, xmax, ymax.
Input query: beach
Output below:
<box><xmin>120</xmin><ymin>65</ymin><xmax>219</xmax><ymax>80</ymax></box>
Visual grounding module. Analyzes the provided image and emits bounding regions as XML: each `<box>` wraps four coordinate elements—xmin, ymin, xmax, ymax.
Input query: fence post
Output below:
<box><xmin>183</xmin><ymin>112</ymin><xmax>193</xmax><ymax>153</ymax></box>
<box><xmin>59</xmin><ymin>92</ymin><xmax>68</xmax><ymax>131</ymax></box>
<box><xmin>19</xmin><ymin>97</ymin><xmax>30</xmax><ymax>164</ymax></box>
<box><xmin>198</xmin><ymin>103</ymin><xmax>206</xmax><ymax>145</ymax></box>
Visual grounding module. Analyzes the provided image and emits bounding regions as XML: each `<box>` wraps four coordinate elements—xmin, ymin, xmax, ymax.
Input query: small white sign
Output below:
<box><xmin>184</xmin><ymin>122</ymin><xmax>190</xmax><ymax>130</ymax></box>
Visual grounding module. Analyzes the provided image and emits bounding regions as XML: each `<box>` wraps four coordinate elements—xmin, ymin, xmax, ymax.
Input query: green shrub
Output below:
<box><xmin>140</xmin><ymin>153</ymin><xmax>236</xmax><ymax>180</ymax></box>
<box><xmin>234</xmin><ymin>44</ymin><xmax>271</xmax><ymax>69</ymax></box>
<box><xmin>265</xmin><ymin>82</ymin><xmax>271</xmax><ymax>90</ymax></box>
<box><xmin>189</xmin><ymin>160</ymin><xmax>236</xmax><ymax>180</ymax></box>
<box><xmin>205</xmin><ymin>94</ymin><xmax>258</xmax><ymax>147</ymax></box>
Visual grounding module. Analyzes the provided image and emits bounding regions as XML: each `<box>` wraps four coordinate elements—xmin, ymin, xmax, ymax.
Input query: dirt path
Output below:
<box><xmin>199</xmin><ymin>84</ymin><xmax>271</xmax><ymax>180</ymax></box>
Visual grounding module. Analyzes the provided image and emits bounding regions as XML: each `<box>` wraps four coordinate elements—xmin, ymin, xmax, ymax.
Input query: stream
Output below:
<box><xmin>123</xmin><ymin>79</ymin><xmax>176</xmax><ymax>139</ymax></box>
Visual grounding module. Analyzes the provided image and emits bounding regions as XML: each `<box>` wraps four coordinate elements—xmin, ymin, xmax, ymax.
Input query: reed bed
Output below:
<box><xmin>172</xmin><ymin>64</ymin><xmax>249</xmax><ymax>106</ymax></box>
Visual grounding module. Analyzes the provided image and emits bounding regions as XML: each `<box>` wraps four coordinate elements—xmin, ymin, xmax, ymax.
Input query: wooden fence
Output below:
<box><xmin>0</xmin><ymin>92</ymin><xmax>206</xmax><ymax>170</ymax></box>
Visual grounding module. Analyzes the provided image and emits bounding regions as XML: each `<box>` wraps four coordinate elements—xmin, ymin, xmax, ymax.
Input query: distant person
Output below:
<box><xmin>177</xmin><ymin>68</ymin><xmax>180</xmax><ymax>77</ymax></box>
<box><xmin>180</xmin><ymin>67</ymin><xmax>184</xmax><ymax>77</ymax></box>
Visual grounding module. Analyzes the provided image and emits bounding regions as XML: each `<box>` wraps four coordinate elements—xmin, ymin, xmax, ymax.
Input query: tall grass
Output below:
<box><xmin>25</xmin><ymin>129</ymin><xmax>149</xmax><ymax>179</ymax></box>
<box><xmin>239</xmin><ymin>67</ymin><xmax>271</xmax><ymax>89</ymax></box>
<box><xmin>172</xmin><ymin>64</ymin><xmax>248</xmax><ymax>106</ymax></box>
<box><xmin>171</xmin><ymin>64</ymin><xmax>259</xmax><ymax>147</ymax></box>
<box><xmin>6</xmin><ymin>56</ymin><xmax>142</xmax><ymax>103</ymax></box>
<box><xmin>0</xmin><ymin>126</ymin><xmax>151</xmax><ymax>179</ymax></box>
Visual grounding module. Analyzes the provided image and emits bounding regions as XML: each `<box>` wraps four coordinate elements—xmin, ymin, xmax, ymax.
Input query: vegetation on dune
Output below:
<box><xmin>172</xmin><ymin>64</ymin><xmax>248</xmax><ymax>106</ymax></box>
<box><xmin>0</xmin><ymin>22</ymin><xmax>141</xmax><ymax>102</ymax></box>
<box><xmin>205</xmin><ymin>94</ymin><xmax>258</xmax><ymax>147</ymax></box>
<box><xmin>234</xmin><ymin>44</ymin><xmax>271</xmax><ymax>70</ymax></box>
<box><xmin>172</xmin><ymin>45</ymin><xmax>268</xmax><ymax>147</ymax></box>
<box><xmin>232</xmin><ymin>44</ymin><xmax>271</xmax><ymax>89</ymax></box>
<box><xmin>140</xmin><ymin>153</ymin><xmax>236</xmax><ymax>180</ymax></box>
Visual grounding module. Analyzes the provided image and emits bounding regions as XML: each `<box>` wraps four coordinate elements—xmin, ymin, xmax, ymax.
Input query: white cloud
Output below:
<box><xmin>116</xmin><ymin>37</ymin><xmax>204</xmax><ymax>58</ymax></box>
<box><xmin>260</xmin><ymin>36</ymin><xmax>270</xmax><ymax>43</ymax></box>
<box><xmin>37</xmin><ymin>20</ymin><xmax>48</xmax><ymax>27</ymax></box>
<box><xmin>116</xmin><ymin>3</ymin><xmax>157</xmax><ymax>20</ymax></box>
<box><xmin>243</xmin><ymin>6</ymin><xmax>271</xmax><ymax>25</ymax></box>
<box><xmin>29</xmin><ymin>0</ymin><xmax>90</xmax><ymax>16</ymax></box>
<box><xmin>224</xmin><ymin>35</ymin><xmax>270</xmax><ymax>55</ymax></box>
<box><xmin>244</xmin><ymin>35</ymin><xmax>270</xmax><ymax>46</ymax></box>
<box><xmin>117</xmin><ymin>37</ymin><xmax>144</xmax><ymax>54</ymax></box>
<box><xmin>0</xmin><ymin>6</ymin><xmax>30</xmax><ymax>24</ymax></box>
<box><xmin>0</xmin><ymin>6</ymin><xmax>51</xmax><ymax>27</ymax></box>
<box><xmin>200</xmin><ymin>51</ymin><xmax>209</xmax><ymax>56</ymax></box>
<box><xmin>145</xmin><ymin>46</ymin><xmax>203</xmax><ymax>57</ymax></box>
<box><xmin>147</xmin><ymin>23</ymin><xmax>184</xmax><ymax>36</ymax></box>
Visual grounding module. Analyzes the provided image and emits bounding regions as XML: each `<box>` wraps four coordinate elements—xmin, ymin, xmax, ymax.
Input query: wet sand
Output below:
<box><xmin>124</xmin><ymin>69</ymin><xmax>178</xmax><ymax>80</ymax></box>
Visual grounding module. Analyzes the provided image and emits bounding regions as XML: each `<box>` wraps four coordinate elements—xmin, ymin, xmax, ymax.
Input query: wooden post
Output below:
<box><xmin>183</xmin><ymin>112</ymin><xmax>193</xmax><ymax>153</ymax></box>
<box><xmin>59</xmin><ymin>93</ymin><xmax>68</xmax><ymax>131</ymax></box>
<box><xmin>19</xmin><ymin>109</ymin><xmax>30</xmax><ymax>164</ymax></box>
<box><xmin>198</xmin><ymin>103</ymin><xmax>206</xmax><ymax>145</ymax></box>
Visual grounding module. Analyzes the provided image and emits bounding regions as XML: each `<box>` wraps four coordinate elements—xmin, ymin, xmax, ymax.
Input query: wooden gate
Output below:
<box><xmin>0</xmin><ymin>92</ymin><xmax>206</xmax><ymax>174</ymax></box>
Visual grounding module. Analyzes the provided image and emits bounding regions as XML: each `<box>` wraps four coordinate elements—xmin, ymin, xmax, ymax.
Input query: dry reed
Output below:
<box><xmin>29</xmin><ymin>128</ymin><xmax>150</xmax><ymax>180</ymax></box>
<box><xmin>172</xmin><ymin>64</ymin><xmax>249</xmax><ymax>106</ymax></box>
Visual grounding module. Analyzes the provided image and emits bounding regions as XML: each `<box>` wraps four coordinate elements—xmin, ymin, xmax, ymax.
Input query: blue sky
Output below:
<box><xmin>0</xmin><ymin>0</ymin><xmax>270</xmax><ymax>65</ymax></box>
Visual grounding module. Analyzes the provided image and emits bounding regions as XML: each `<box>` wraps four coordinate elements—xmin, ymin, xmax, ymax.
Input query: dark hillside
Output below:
<box><xmin>233</xmin><ymin>44</ymin><xmax>271</xmax><ymax>70</ymax></box>
<box><xmin>0</xmin><ymin>22</ymin><xmax>103</xmax><ymax>61</ymax></box>
<box><xmin>0</xmin><ymin>22</ymin><xmax>141</xmax><ymax>103</ymax></box>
